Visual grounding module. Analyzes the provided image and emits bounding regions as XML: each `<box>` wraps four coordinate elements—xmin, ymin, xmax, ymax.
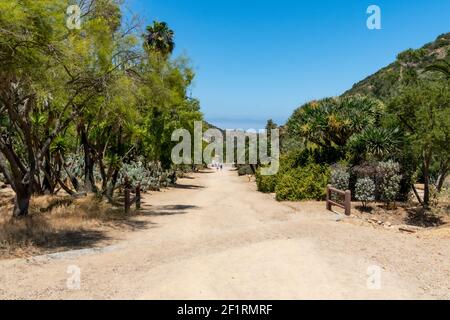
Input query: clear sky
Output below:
<box><xmin>125</xmin><ymin>0</ymin><xmax>450</xmax><ymax>129</ymax></box>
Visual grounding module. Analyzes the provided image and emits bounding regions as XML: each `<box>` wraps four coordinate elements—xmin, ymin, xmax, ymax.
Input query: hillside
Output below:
<box><xmin>344</xmin><ymin>32</ymin><xmax>450</xmax><ymax>101</ymax></box>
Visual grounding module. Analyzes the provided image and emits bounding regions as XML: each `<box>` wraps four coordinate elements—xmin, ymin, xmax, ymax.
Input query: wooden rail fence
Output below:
<box><xmin>326</xmin><ymin>184</ymin><xmax>351</xmax><ymax>216</ymax></box>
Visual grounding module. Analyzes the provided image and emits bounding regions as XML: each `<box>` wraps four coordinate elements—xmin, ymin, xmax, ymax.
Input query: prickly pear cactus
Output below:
<box><xmin>119</xmin><ymin>159</ymin><xmax>177</xmax><ymax>192</ymax></box>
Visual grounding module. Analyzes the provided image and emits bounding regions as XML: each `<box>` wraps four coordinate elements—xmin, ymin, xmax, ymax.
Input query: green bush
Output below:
<box><xmin>275</xmin><ymin>164</ymin><xmax>330</xmax><ymax>201</ymax></box>
<box><xmin>330</xmin><ymin>165</ymin><xmax>350</xmax><ymax>191</ymax></box>
<box><xmin>355</xmin><ymin>177</ymin><xmax>376</xmax><ymax>208</ymax></box>
<box><xmin>255</xmin><ymin>169</ymin><xmax>278</xmax><ymax>193</ymax></box>
<box><xmin>237</xmin><ymin>165</ymin><xmax>254</xmax><ymax>176</ymax></box>
<box><xmin>275</xmin><ymin>175</ymin><xmax>300</xmax><ymax>201</ymax></box>
<box><xmin>378</xmin><ymin>161</ymin><xmax>402</xmax><ymax>206</ymax></box>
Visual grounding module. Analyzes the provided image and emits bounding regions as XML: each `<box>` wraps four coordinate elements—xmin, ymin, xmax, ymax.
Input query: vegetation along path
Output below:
<box><xmin>0</xmin><ymin>168</ymin><xmax>449</xmax><ymax>299</ymax></box>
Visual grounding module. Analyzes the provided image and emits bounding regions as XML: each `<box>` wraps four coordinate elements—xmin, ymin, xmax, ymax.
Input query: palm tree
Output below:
<box><xmin>145</xmin><ymin>21</ymin><xmax>175</xmax><ymax>57</ymax></box>
<box><xmin>425</xmin><ymin>59</ymin><xmax>450</xmax><ymax>79</ymax></box>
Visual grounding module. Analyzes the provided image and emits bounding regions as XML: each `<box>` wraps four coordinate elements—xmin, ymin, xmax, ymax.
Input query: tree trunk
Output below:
<box><xmin>80</xmin><ymin>126</ymin><xmax>97</xmax><ymax>193</ymax></box>
<box><xmin>423</xmin><ymin>154</ymin><xmax>431</xmax><ymax>207</ymax></box>
<box><xmin>107</xmin><ymin>168</ymin><xmax>119</xmax><ymax>199</ymax></box>
<box><xmin>435</xmin><ymin>159</ymin><xmax>448</xmax><ymax>193</ymax></box>
<box><xmin>42</xmin><ymin>153</ymin><xmax>53</xmax><ymax>194</ymax></box>
<box><xmin>411</xmin><ymin>184</ymin><xmax>423</xmax><ymax>205</ymax></box>
<box><xmin>13</xmin><ymin>184</ymin><xmax>31</xmax><ymax>217</ymax></box>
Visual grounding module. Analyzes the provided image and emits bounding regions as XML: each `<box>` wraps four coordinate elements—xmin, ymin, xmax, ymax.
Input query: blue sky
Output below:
<box><xmin>125</xmin><ymin>0</ymin><xmax>450</xmax><ymax>129</ymax></box>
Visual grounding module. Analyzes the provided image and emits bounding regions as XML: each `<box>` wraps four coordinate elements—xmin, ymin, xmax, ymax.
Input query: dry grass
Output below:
<box><xmin>0</xmin><ymin>190</ymin><xmax>141</xmax><ymax>259</ymax></box>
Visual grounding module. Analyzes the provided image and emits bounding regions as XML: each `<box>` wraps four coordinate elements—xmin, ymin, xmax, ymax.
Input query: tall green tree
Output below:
<box><xmin>145</xmin><ymin>21</ymin><xmax>175</xmax><ymax>57</ymax></box>
<box><xmin>0</xmin><ymin>1</ymin><xmax>203</xmax><ymax>216</ymax></box>
<box><xmin>389</xmin><ymin>80</ymin><xmax>450</xmax><ymax>206</ymax></box>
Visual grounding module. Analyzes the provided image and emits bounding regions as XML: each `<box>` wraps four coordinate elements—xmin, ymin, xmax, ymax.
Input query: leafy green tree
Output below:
<box><xmin>389</xmin><ymin>80</ymin><xmax>450</xmax><ymax>206</ymax></box>
<box><xmin>0</xmin><ymin>1</ymin><xmax>203</xmax><ymax>216</ymax></box>
<box><xmin>0</xmin><ymin>0</ymin><xmax>77</xmax><ymax>215</ymax></box>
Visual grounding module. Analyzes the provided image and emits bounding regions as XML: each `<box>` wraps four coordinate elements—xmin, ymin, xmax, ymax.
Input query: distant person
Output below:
<box><xmin>220</xmin><ymin>164</ymin><xmax>223</xmax><ymax>170</ymax></box>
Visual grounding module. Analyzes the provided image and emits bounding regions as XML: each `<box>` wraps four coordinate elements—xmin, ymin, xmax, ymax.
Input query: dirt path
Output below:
<box><xmin>0</xmin><ymin>168</ymin><xmax>449</xmax><ymax>299</ymax></box>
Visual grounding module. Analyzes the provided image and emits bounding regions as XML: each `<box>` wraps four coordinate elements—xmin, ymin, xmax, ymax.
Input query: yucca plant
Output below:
<box><xmin>287</xmin><ymin>96</ymin><xmax>383</xmax><ymax>148</ymax></box>
<box><xmin>348</xmin><ymin>127</ymin><xmax>400</xmax><ymax>161</ymax></box>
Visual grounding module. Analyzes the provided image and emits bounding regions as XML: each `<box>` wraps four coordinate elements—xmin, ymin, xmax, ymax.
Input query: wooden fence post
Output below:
<box><xmin>326</xmin><ymin>184</ymin><xmax>331</xmax><ymax>211</ymax></box>
<box><xmin>135</xmin><ymin>184</ymin><xmax>141</xmax><ymax>210</ymax></box>
<box><xmin>344</xmin><ymin>190</ymin><xmax>351</xmax><ymax>216</ymax></box>
<box><xmin>125</xmin><ymin>188</ymin><xmax>130</xmax><ymax>214</ymax></box>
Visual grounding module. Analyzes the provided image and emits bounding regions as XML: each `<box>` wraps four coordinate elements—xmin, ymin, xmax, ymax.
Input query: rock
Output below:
<box><xmin>1</xmin><ymin>183</ymin><xmax>8</xmax><ymax>189</ymax></box>
<box><xmin>378</xmin><ymin>220</ymin><xmax>383</xmax><ymax>225</ymax></box>
<box><xmin>386</xmin><ymin>222</ymin><xmax>392</xmax><ymax>227</ymax></box>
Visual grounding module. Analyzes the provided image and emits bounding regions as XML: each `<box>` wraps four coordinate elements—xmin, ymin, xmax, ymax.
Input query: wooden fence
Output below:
<box><xmin>124</xmin><ymin>184</ymin><xmax>141</xmax><ymax>214</ymax></box>
<box><xmin>326</xmin><ymin>184</ymin><xmax>351</xmax><ymax>216</ymax></box>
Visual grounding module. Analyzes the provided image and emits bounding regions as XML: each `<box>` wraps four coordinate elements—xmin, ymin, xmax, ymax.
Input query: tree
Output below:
<box><xmin>287</xmin><ymin>96</ymin><xmax>382</xmax><ymax>148</ymax></box>
<box><xmin>389</xmin><ymin>80</ymin><xmax>450</xmax><ymax>206</ymax></box>
<box><xmin>145</xmin><ymin>21</ymin><xmax>175</xmax><ymax>57</ymax></box>
<box><xmin>0</xmin><ymin>1</ymin><xmax>203</xmax><ymax>217</ymax></box>
<box><xmin>0</xmin><ymin>0</ymin><xmax>77</xmax><ymax>216</ymax></box>
<box><xmin>287</xmin><ymin>95</ymin><xmax>383</xmax><ymax>148</ymax></box>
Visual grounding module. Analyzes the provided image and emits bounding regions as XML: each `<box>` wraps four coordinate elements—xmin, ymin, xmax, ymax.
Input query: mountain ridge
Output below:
<box><xmin>343</xmin><ymin>32</ymin><xmax>450</xmax><ymax>101</ymax></box>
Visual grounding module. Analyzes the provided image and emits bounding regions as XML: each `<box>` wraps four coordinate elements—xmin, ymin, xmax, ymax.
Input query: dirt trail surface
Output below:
<box><xmin>0</xmin><ymin>168</ymin><xmax>449</xmax><ymax>299</ymax></box>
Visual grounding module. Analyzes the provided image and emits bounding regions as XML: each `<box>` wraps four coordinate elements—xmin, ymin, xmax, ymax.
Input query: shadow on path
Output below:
<box><xmin>139</xmin><ymin>204</ymin><xmax>199</xmax><ymax>217</ymax></box>
<box><xmin>172</xmin><ymin>184</ymin><xmax>205</xmax><ymax>190</ymax></box>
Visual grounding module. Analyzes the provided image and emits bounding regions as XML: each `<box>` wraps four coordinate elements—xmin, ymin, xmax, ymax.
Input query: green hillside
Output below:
<box><xmin>344</xmin><ymin>32</ymin><xmax>450</xmax><ymax>101</ymax></box>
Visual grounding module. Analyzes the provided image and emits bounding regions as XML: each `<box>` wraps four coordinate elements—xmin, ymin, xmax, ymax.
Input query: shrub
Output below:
<box><xmin>275</xmin><ymin>164</ymin><xmax>330</xmax><ymax>201</ymax></box>
<box><xmin>275</xmin><ymin>175</ymin><xmax>301</xmax><ymax>201</ymax></box>
<box><xmin>330</xmin><ymin>165</ymin><xmax>350</xmax><ymax>191</ymax></box>
<box><xmin>237</xmin><ymin>165</ymin><xmax>254</xmax><ymax>176</ymax></box>
<box><xmin>378</xmin><ymin>161</ymin><xmax>402</xmax><ymax>207</ymax></box>
<box><xmin>255</xmin><ymin>169</ymin><xmax>278</xmax><ymax>193</ymax></box>
<box><xmin>381</xmin><ymin>174</ymin><xmax>402</xmax><ymax>207</ymax></box>
<box><xmin>355</xmin><ymin>178</ymin><xmax>376</xmax><ymax>208</ymax></box>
